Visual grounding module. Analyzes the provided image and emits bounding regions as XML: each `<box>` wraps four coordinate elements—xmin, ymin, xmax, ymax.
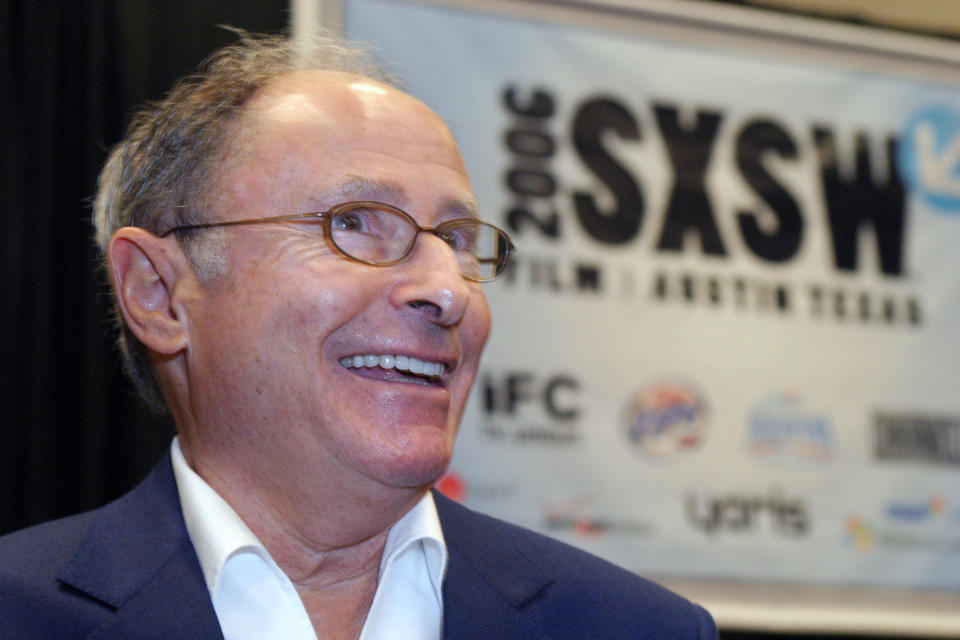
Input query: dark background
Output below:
<box><xmin>1</xmin><ymin>2</ymin><xmax>288</xmax><ymax>534</ymax></box>
<box><xmin>0</xmin><ymin>2</ymin><xmax>951</xmax><ymax>639</ymax></box>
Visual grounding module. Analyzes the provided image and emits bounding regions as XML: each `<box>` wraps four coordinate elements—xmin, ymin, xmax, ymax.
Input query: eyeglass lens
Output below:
<box><xmin>329</xmin><ymin>204</ymin><xmax>510</xmax><ymax>281</ymax></box>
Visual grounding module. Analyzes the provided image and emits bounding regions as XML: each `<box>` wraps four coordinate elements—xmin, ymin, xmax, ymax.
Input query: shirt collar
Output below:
<box><xmin>171</xmin><ymin>437</ymin><xmax>272</xmax><ymax>594</ymax></box>
<box><xmin>170</xmin><ymin>437</ymin><xmax>448</xmax><ymax>601</ymax></box>
<box><xmin>379</xmin><ymin>483</ymin><xmax>448</xmax><ymax>604</ymax></box>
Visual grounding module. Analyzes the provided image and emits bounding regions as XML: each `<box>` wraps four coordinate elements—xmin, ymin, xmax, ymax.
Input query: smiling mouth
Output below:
<box><xmin>339</xmin><ymin>354</ymin><xmax>447</xmax><ymax>386</ymax></box>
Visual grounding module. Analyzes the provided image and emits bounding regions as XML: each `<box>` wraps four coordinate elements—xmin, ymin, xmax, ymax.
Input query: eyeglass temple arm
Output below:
<box><xmin>159</xmin><ymin>212</ymin><xmax>329</xmax><ymax>238</ymax></box>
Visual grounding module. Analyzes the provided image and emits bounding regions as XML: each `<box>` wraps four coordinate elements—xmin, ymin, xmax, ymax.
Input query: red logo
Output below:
<box><xmin>435</xmin><ymin>471</ymin><xmax>467</xmax><ymax>502</ymax></box>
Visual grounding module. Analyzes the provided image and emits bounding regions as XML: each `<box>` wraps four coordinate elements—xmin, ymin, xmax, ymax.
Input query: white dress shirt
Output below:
<box><xmin>170</xmin><ymin>439</ymin><xmax>448</xmax><ymax>640</ymax></box>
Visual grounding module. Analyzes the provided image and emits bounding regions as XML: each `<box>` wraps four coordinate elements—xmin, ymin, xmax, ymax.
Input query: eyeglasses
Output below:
<box><xmin>160</xmin><ymin>200</ymin><xmax>515</xmax><ymax>282</ymax></box>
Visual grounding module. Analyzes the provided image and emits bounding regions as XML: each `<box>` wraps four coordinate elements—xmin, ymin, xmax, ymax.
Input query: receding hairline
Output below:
<box><xmin>214</xmin><ymin>67</ymin><xmax>445</xmax><ymax>158</ymax></box>
<box><xmin>244</xmin><ymin>67</ymin><xmax>385</xmax><ymax>94</ymax></box>
<box><xmin>204</xmin><ymin>70</ymin><xmax>470</xmax><ymax>214</ymax></box>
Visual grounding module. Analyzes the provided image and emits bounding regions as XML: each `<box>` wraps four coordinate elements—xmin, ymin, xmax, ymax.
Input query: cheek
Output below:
<box><xmin>450</xmin><ymin>295</ymin><xmax>491</xmax><ymax>404</ymax></box>
<box><xmin>267</xmin><ymin>285</ymin><xmax>354</xmax><ymax>361</ymax></box>
<box><xmin>230</xmin><ymin>247</ymin><xmax>364</xmax><ymax>334</ymax></box>
<box><xmin>198</xmin><ymin>274</ymin><xmax>338</xmax><ymax>389</ymax></box>
<box><xmin>261</xmin><ymin>273</ymin><xmax>386</xmax><ymax>393</ymax></box>
<box><xmin>465</xmin><ymin>293</ymin><xmax>492</xmax><ymax>355</ymax></box>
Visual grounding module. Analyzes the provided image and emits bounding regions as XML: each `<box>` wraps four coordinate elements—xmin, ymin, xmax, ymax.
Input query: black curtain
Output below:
<box><xmin>1</xmin><ymin>1</ymin><xmax>288</xmax><ymax>535</ymax></box>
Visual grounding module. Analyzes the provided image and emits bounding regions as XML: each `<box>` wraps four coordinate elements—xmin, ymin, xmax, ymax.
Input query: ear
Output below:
<box><xmin>108</xmin><ymin>227</ymin><xmax>195</xmax><ymax>356</ymax></box>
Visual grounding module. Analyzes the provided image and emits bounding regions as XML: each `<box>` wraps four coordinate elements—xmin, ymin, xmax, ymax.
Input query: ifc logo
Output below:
<box><xmin>624</xmin><ymin>382</ymin><xmax>708</xmax><ymax>458</ymax></box>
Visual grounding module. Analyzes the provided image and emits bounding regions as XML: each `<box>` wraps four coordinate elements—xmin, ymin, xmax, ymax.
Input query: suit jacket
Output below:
<box><xmin>0</xmin><ymin>454</ymin><xmax>717</xmax><ymax>639</ymax></box>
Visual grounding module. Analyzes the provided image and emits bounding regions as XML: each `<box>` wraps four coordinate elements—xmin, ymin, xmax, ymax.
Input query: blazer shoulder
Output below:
<box><xmin>0</xmin><ymin>510</ymin><xmax>114</xmax><ymax>639</ymax></box>
<box><xmin>0</xmin><ymin>509</ymin><xmax>98</xmax><ymax>581</ymax></box>
<box><xmin>0</xmin><ymin>453</ymin><xmax>199</xmax><ymax>639</ymax></box>
<box><xmin>435</xmin><ymin>492</ymin><xmax>718</xmax><ymax>639</ymax></box>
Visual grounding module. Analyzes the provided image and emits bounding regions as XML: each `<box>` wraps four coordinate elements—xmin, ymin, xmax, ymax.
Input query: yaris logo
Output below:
<box><xmin>685</xmin><ymin>488</ymin><xmax>810</xmax><ymax>537</ymax></box>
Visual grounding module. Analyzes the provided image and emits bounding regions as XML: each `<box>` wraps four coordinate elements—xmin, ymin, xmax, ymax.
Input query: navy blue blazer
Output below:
<box><xmin>0</xmin><ymin>454</ymin><xmax>717</xmax><ymax>639</ymax></box>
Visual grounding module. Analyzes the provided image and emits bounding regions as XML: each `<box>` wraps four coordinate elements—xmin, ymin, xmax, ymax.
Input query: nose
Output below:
<box><xmin>389</xmin><ymin>232</ymin><xmax>473</xmax><ymax>327</ymax></box>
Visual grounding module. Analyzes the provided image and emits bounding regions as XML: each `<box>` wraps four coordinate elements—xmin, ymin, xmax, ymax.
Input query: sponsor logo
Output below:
<box><xmin>685</xmin><ymin>488</ymin><xmax>810</xmax><ymax>537</ymax></box>
<box><xmin>898</xmin><ymin>105</ymin><xmax>960</xmax><ymax>214</ymax></box>
<box><xmin>478</xmin><ymin>370</ymin><xmax>582</xmax><ymax>446</ymax></box>
<box><xmin>845</xmin><ymin>494</ymin><xmax>960</xmax><ymax>554</ymax></box>
<box><xmin>844</xmin><ymin>516</ymin><xmax>876</xmax><ymax>553</ymax></box>
<box><xmin>845</xmin><ymin>513</ymin><xmax>960</xmax><ymax>554</ymax></box>
<box><xmin>874</xmin><ymin>412</ymin><xmax>960</xmax><ymax>466</ymax></box>
<box><xmin>435</xmin><ymin>471</ymin><xmax>467</xmax><ymax>502</ymax></box>
<box><xmin>543</xmin><ymin>514</ymin><xmax>653</xmax><ymax>538</ymax></box>
<box><xmin>500</xmin><ymin>85</ymin><xmax>921</xmax><ymax>330</ymax></box>
<box><xmin>542</xmin><ymin>495</ymin><xmax>654</xmax><ymax>538</ymax></box>
<box><xmin>434</xmin><ymin>470</ymin><xmax>517</xmax><ymax>504</ymax></box>
<box><xmin>886</xmin><ymin>495</ymin><xmax>948</xmax><ymax>523</ymax></box>
<box><xmin>624</xmin><ymin>382</ymin><xmax>708</xmax><ymax>458</ymax></box>
<box><xmin>746</xmin><ymin>392</ymin><xmax>835</xmax><ymax>465</ymax></box>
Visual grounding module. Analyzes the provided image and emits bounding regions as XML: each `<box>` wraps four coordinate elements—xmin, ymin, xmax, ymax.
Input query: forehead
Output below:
<box><xmin>239</xmin><ymin>71</ymin><xmax>460</xmax><ymax>156</ymax></box>
<box><xmin>213</xmin><ymin>70</ymin><xmax>471</xmax><ymax>215</ymax></box>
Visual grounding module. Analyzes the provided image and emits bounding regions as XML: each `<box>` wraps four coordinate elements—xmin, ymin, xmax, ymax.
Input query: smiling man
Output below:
<box><xmin>0</xmin><ymin>32</ymin><xmax>716</xmax><ymax>639</ymax></box>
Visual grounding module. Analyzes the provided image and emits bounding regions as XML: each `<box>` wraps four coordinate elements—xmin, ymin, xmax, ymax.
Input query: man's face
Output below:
<box><xmin>181</xmin><ymin>71</ymin><xmax>491</xmax><ymax>494</ymax></box>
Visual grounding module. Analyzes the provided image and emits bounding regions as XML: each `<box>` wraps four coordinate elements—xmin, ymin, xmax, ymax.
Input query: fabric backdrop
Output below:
<box><xmin>0</xmin><ymin>2</ymin><xmax>937</xmax><ymax>638</ymax></box>
<box><xmin>0</xmin><ymin>0</ymin><xmax>287</xmax><ymax>536</ymax></box>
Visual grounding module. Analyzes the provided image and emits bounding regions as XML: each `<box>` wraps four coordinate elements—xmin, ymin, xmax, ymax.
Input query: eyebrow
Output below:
<box><xmin>316</xmin><ymin>175</ymin><xmax>481</xmax><ymax>221</ymax></box>
<box><xmin>336</xmin><ymin>175</ymin><xmax>406</xmax><ymax>205</ymax></box>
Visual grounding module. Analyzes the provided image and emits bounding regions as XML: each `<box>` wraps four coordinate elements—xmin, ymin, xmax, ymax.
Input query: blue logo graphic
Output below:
<box><xmin>746</xmin><ymin>392</ymin><xmax>835</xmax><ymax>465</ymax></box>
<box><xmin>898</xmin><ymin>105</ymin><xmax>960</xmax><ymax>214</ymax></box>
<box><xmin>885</xmin><ymin>495</ymin><xmax>947</xmax><ymax>523</ymax></box>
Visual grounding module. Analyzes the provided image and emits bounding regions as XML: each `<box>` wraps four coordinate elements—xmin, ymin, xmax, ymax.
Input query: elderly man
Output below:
<box><xmin>0</xmin><ymin>33</ymin><xmax>717</xmax><ymax>639</ymax></box>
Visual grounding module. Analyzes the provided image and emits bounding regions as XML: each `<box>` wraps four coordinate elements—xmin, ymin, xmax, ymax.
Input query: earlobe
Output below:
<box><xmin>108</xmin><ymin>227</ymin><xmax>192</xmax><ymax>356</ymax></box>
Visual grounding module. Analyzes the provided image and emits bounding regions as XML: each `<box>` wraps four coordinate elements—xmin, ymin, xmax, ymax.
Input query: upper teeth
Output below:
<box><xmin>340</xmin><ymin>354</ymin><xmax>446</xmax><ymax>377</ymax></box>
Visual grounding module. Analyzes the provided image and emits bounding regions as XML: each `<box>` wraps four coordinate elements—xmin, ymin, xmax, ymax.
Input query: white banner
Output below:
<box><xmin>344</xmin><ymin>0</ymin><xmax>960</xmax><ymax>598</ymax></box>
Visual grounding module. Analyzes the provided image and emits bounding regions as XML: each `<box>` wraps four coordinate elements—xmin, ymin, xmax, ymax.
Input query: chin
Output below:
<box><xmin>377</xmin><ymin>440</ymin><xmax>453</xmax><ymax>490</ymax></box>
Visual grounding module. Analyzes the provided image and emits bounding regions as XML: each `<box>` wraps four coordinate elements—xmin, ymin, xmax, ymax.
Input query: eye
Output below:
<box><xmin>332</xmin><ymin>210</ymin><xmax>370</xmax><ymax>233</ymax></box>
<box><xmin>441</xmin><ymin>223</ymin><xmax>479</xmax><ymax>252</ymax></box>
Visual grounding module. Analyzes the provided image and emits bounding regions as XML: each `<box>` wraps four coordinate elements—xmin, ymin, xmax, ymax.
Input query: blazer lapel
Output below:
<box><xmin>436</xmin><ymin>492</ymin><xmax>553</xmax><ymax>640</ymax></box>
<box><xmin>57</xmin><ymin>453</ymin><xmax>223</xmax><ymax>639</ymax></box>
<box><xmin>52</xmin><ymin>466</ymin><xmax>554</xmax><ymax>639</ymax></box>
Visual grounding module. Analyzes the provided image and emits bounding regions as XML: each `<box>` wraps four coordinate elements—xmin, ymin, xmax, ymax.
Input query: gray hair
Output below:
<box><xmin>92</xmin><ymin>29</ymin><xmax>397</xmax><ymax>412</ymax></box>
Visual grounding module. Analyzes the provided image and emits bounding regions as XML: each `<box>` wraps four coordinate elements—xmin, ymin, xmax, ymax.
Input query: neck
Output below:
<box><xmin>177</xmin><ymin>429</ymin><xmax>426</xmax><ymax>570</ymax></box>
<box><xmin>179</xmin><ymin>435</ymin><xmax>429</xmax><ymax>640</ymax></box>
